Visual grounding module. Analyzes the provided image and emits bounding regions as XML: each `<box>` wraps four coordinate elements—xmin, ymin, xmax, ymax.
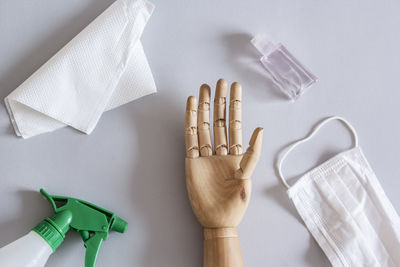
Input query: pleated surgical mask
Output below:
<box><xmin>276</xmin><ymin>116</ymin><xmax>400</xmax><ymax>267</ymax></box>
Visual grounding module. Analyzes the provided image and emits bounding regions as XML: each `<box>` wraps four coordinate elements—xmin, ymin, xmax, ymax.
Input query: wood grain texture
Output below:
<box><xmin>204</xmin><ymin>228</ymin><xmax>243</xmax><ymax>267</ymax></box>
<box><xmin>186</xmin><ymin>155</ymin><xmax>251</xmax><ymax>227</ymax></box>
<box><xmin>185</xmin><ymin>79</ymin><xmax>263</xmax><ymax>267</ymax></box>
<box><xmin>214</xmin><ymin>79</ymin><xmax>228</xmax><ymax>156</ymax></box>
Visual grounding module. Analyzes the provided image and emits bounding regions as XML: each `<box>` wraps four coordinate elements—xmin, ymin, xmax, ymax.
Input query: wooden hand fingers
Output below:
<box><xmin>186</xmin><ymin>80</ymin><xmax>255</xmax><ymax>159</ymax></box>
<box><xmin>229</xmin><ymin>82</ymin><xmax>242</xmax><ymax>155</ymax></box>
<box><xmin>235</xmin><ymin>128</ymin><xmax>264</xmax><ymax>179</ymax></box>
<box><xmin>213</xmin><ymin>79</ymin><xmax>228</xmax><ymax>155</ymax></box>
<box><xmin>198</xmin><ymin>84</ymin><xmax>212</xmax><ymax>156</ymax></box>
<box><xmin>185</xmin><ymin>96</ymin><xmax>199</xmax><ymax>158</ymax></box>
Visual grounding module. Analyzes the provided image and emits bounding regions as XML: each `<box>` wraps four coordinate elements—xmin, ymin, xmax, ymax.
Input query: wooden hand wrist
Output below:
<box><xmin>203</xmin><ymin>227</ymin><xmax>244</xmax><ymax>267</ymax></box>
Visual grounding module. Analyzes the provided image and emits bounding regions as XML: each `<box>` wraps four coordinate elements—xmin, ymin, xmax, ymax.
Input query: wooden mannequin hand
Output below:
<box><xmin>185</xmin><ymin>79</ymin><xmax>263</xmax><ymax>267</ymax></box>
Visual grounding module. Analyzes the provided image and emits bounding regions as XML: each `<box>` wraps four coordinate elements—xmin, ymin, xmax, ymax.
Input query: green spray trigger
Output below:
<box><xmin>33</xmin><ymin>189</ymin><xmax>128</xmax><ymax>267</ymax></box>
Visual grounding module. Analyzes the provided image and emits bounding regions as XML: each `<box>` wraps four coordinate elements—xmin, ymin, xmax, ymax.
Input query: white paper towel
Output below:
<box><xmin>4</xmin><ymin>0</ymin><xmax>156</xmax><ymax>138</ymax></box>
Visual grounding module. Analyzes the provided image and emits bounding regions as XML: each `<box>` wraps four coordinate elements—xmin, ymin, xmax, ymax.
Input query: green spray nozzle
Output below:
<box><xmin>33</xmin><ymin>189</ymin><xmax>128</xmax><ymax>267</ymax></box>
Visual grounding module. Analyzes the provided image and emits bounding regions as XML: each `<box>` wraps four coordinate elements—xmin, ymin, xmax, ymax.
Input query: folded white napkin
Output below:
<box><xmin>4</xmin><ymin>0</ymin><xmax>156</xmax><ymax>138</ymax></box>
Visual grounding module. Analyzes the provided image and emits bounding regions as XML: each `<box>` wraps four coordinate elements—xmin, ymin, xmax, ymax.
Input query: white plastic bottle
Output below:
<box><xmin>0</xmin><ymin>231</ymin><xmax>53</xmax><ymax>267</ymax></box>
<box><xmin>0</xmin><ymin>188</ymin><xmax>128</xmax><ymax>267</ymax></box>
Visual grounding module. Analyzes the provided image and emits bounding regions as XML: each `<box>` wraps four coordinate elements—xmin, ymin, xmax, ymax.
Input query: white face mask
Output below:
<box><xmin>277</xmin><ymin>116</ymin><xmax>400</xmax><ymax>267</ymax></box>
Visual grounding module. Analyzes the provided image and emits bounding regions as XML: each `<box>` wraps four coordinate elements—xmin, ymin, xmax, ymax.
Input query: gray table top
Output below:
<box><xmin>1</xmin><ymin>0</ymin><xmax>399</xmax><ymax>266</ymax></box>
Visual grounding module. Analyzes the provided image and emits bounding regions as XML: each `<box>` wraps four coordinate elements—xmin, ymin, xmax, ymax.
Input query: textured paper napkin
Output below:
<box><xmin>4</xmin><ymin>0</ymin><xmax>156</xmax><ymax>138</ymax></box>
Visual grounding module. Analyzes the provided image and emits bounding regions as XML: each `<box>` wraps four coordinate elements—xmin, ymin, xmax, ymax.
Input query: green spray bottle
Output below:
<box><xmin>0</xmin><ymin>189</ymin><xmax>128</xmax><ymax>267</ymax></box>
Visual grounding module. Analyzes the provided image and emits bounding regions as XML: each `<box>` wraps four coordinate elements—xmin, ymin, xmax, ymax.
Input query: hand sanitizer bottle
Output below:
<box><xmin>251</xmin><ymin>34</ymin><xmax>317</xmax><ymax>101</ymax></box>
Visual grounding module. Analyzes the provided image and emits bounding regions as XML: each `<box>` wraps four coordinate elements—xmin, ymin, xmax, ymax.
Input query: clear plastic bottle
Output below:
<box><xmin>251</xmin><ymin>34</ymin><xmax>317</xmax><ymax>101</ymax></box>
<box><xmin>0</xmin><ymin>231</ymin><xmax>53</xmax><ymax>267</ymax></box>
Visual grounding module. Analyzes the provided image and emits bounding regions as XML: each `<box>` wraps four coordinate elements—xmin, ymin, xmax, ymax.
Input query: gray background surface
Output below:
<box><xmin>1</xmin><ymin>0</ymin><xmax>399</xmax><ymax>266</ymax></box>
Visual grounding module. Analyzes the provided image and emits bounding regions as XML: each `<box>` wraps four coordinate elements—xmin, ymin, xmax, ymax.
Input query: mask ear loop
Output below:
<box><xmin>277</xmin><ymin>116</ymin><xmax>359</xmax><ymax>189</ymax></box>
